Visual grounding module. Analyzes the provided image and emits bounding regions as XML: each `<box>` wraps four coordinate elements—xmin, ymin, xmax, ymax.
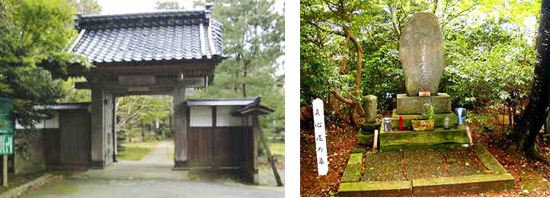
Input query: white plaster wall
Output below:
<box><xmin>44</xmin><ymin>113</ymin><xmax>59</xmax><ymax>129</ymax></box>
<box><xmin>216</xmin><ymin>106</ymin><xmax>243</xmax><ymax>127</ymax></box>
<box><xmin>190</xmin><ymin>106</ymin><xmax>212</xmax><ymax>127</ymax></box>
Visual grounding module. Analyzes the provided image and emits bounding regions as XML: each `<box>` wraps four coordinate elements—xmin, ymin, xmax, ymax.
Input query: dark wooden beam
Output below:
<box><xmin>76</xmin><ymin>77</ymin><xmax>207</xmax><ymax>90</ymax></box>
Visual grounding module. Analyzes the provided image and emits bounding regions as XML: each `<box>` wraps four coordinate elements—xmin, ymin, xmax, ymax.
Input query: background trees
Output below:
<box><xmin>301</xmin><ymin>0</ymin><xmax>545</xmax><ymax>158</ymax></box>
<box><xmin>301</xmin><ymin>0</ymin><xmax>539</xmax><ymax>113</ymax></box>
<box><xmin>191</xmin><ymin>0</ymin><xmax>286</xmax><ymax>137</ymax></box>
<box><xmin>0</xmin><ymin>0</ymin><xmax>89</xmax><ymax>126</ymax></box>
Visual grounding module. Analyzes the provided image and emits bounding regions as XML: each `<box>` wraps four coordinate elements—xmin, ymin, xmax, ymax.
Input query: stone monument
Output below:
<box><xmin>358</xmin><ymin>95</ymin><xmax>379</xmax><ymax>145</ymax></box>
<box><xmin>378</xmin><ymin>12</ymin><xmax>470</xmax><ymax>151</ymax></box>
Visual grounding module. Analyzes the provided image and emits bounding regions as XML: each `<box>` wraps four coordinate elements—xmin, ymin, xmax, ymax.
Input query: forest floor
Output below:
<box><xmin>300</xmin><ymin>110</ymin><xmax>550</xmax><ymax>197</ymax></box>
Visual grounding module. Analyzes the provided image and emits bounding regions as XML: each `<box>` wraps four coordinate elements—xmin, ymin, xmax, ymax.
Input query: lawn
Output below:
<box><xmin>269</xmin><ymin>142</ymin><xmax>285</xmax><ymax>157</ymax></box>
<box><xmin>117</xmin><ymin>141</ymin><xmax>159</xmax><ymax>161</ymax></box>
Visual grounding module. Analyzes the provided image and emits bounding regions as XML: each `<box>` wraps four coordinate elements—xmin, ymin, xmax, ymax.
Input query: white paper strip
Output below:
<box><xmin>313</xmin><ymin>98</ymin><xmax>329</xmax><ymax>176</ymax></box>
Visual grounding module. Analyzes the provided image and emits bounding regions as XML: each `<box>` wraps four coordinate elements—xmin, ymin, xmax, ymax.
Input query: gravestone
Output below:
<box><xmin>396</xmin><ymin>12</ymin><xmax>452</xmax><ymax>115</ymax></box>
<box><xmin>379</xmin><ymin>12</ymin><xmax>469</xmax><ymax>151</ymax></box>
<box><xmin>399</xmin><ymin>12</ymin><xmax>445</xmax><ymax>96</ymax></box>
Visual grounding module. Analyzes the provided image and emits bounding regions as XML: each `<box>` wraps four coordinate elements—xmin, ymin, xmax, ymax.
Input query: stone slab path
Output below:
<box><xmin>22</xmin><ymin>141</ymin><xmax>284</xmax><ymax>198</ymax></box>
<box><xmin>339</xmin><ymin>145</ymin><xmax>514</xmax><ymax>196</ymax></box>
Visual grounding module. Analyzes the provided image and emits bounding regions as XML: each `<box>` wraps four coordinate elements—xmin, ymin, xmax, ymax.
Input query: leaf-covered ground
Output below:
<box><xmin>300</xmin><ymin>116</ymin><xmax>357</xmax><ymax>197</ymax></box>
<box><xmin>300</xmin><ymin>112</ymin><xmax>550</xmax><ymax>197</ymax></box>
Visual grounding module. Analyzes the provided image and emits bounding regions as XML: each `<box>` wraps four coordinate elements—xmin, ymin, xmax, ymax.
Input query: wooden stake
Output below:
<box><xmin>254</xmin><ymin>116</ymin><xmax>283</xmax><ymax>186</ymax></box>
<box><xmin>1</xmin><ymin>155</ymin><xmax>7</xmax><ymax>187</ymax></box>
<box><xmin>373</xmin><ymin>129</ymin><xmax>378</xmax><ymax>151</ymax></box>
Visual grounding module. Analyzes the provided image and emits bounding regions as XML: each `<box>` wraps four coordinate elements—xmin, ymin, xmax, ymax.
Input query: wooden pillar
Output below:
<box><xmin>112</xmin><ymin>97</ymin><xmax>117</xmax><ymax>162</ymax></box>
<box><xmin>90</xmin><ymin>87</ymin><xmax>114</xmax><ymax>168</ymax></box>
<box><xmin>173</xmin><ymin>87</ymin><xmax>188</xmax><ymax>167</ymax></box>
<box><xmin>252</xmin><ymin>116</ymin><xmax>259</xmax><ymax>184</ymax></box>
<box><xmin>90</xmin><ymin>87</ymin><xmax>106</xmax><ymax>168</ymax></box>
<box><xmin>105</xmin><ymin>93</ymin><xmax>114</xmax><ymax>166</ymax></box>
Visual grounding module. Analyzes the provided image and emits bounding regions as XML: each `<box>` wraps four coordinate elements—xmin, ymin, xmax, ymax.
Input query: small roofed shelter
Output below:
<box><xmin>69</xmin><ymin>5</ymin><xmax>224</xmax><ymax>169</ymax></box>
<box><xmin>182</xmin><ymin>97</ymin><xmax>273</xmax><ymax>183</ymax></box>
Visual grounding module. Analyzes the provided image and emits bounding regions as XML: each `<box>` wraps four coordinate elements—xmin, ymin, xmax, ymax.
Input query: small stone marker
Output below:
<box><xmin>363</xmin><ymin>95</ymin><xmax>378</xmax><ymax>123</ymax></box>
<box><xmin>312</xmin><ymin>98</ymin><xmax>328</xmax><ymax>176</ymax></box>
<box><xmin>399</xmin><ymin>12</ymin><xmax>445</xmax><ymax>96</ymax></box>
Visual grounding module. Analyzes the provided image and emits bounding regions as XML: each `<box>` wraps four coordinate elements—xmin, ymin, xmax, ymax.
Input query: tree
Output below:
<box><xmin>0</xmin><ymin>0</ymin><xmax>89</xmax><ymax>126</ymax></box>
<box><xmin>70</xmin><ymin>0</ymin><xmax>102</xmax><ymax>15</ymax></box>
<box><xmin>115</xmin><ymin>95</ymin><xmax>172</xmax><ymax>141</ymax></box>
<box><xmin>301</xmin><ymin>0</ymin><xmax>539</xmax><ymax>126</ymax></box>
<box><xmin>191</xmin><ymin>0</ymin><xmax>285</xmax><ymax>135</ymax></box>
<box><xmin>58</xmin><ymin>0</ymin><xmax>102</xmax><ymax>103</ymax></box>
<box><xmin>512</xmin><ymin>0</ymin><xmax>550</xmax><ymax>162</ymax></box>
<box><xmin>155</xmin><ymin>1</ymin><xmax>183</xmax><ymax>10</ymax></box>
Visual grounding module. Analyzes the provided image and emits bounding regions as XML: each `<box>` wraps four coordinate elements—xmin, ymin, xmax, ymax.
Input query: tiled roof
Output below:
<box><xmin>69</xmin><ymin>6</ymin><xmax>223</xmax><ymax>66</ymax></box>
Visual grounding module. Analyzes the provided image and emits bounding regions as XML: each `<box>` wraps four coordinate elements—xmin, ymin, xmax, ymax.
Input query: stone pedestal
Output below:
<box><xmin>396</xmin><ymin>93</ymin><xmax>451</xmax><ymax>115</ymax></box>
<box><xmin>390</xmin><ymin>110</ymin><xmax>457</xmax><ymax>129</ymax></box>
<box><xmin>379</xmin><ymin>92</ymin><xmax>470</xmax><ymax>151</ymax></box>
<box><xmin>379</xmin><ymin>124</ymin><xmax>470</xmax><ymax>152</ymax></box>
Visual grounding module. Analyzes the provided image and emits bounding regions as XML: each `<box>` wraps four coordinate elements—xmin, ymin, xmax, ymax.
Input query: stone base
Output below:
<box><xmin>89</xmin><ymin>161</ymin><xmax>105</xmax><ymax>169</ymax></box>
<box><xmin>174</xmin><ymin>160</ymin><xmax>189</xmax><ymax>168</ymax></box>
<box><xmin>379</xmin><ymin>125</ymin><xmax>470</xmax><ymax>152</ymax></box>
<box><xmin>390</xmin><ymin>109</ymin><xmax>457</xmax><ymax>129</ymax></box>
<box><xmin>358</xmin><ymin>132</ymin><xmax>374</xmax><ymax>146</ymax></box>
<box><xmin>360</xmin><ymin>122</ymin><xmax>380</xmax><ymax>133</ymax></box>
<box><xmin>338</xmin><ymin>145</ymin><xmax>514</xmax><ymax>196</ymax></box>
<box><xmin>396</xmin><ymin>93</ymin><xmax>451</xmax><ymax>114</ymax></box>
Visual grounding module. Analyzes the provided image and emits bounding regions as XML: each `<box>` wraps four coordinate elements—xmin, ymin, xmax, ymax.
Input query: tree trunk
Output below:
<box><xmin>513</xmin><ymin>0</ymin><xmax>550</xmax><ymax>161</ymax></box>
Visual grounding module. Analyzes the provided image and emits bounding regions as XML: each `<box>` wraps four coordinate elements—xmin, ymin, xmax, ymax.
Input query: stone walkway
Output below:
<box><xmin>75</xmin><ymin>141</ymin><xmax>188</xmax><ymax>181</ymax></box>
<box><xmin>22</xmin><ymin>141</ymin><xmax>284</xmax><ymax>198</ymax></box>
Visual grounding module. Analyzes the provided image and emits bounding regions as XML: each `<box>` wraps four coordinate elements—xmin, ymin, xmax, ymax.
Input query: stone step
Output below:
<box><xmin>379</xmin><ymin>125</ymin><xmax>470</xmax><ymax>152</ymax></box>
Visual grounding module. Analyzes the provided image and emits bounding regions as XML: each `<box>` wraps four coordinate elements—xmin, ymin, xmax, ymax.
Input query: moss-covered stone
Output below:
<box><xmin>338</xmin><ymin>180</ymin><xmax>412</xmax><ymax>197</ymax></box>
<box><xmin>358</xmin><ymin>132</ymin><xmax>374</xmax><ymax>145</ymax></box>
<box><xmin>348</xmin><ymin>153</ymin><xmax>363</xmax><ymax>166</ymax></box>
<box><xmin>342</xmin><ymin>167</ymin><xmax>362</xmax><ymax>183</ymax></box>
<box><xmin>379</xmin><ymin>125</ymin><xmax>470</xmax><ymax>152</ymax></box>
<box><xmin>474</xmin><ymin>144</ymin><xmax>508</xmax><ymax>174</ymax></box>
<box><xmin>363</xmin><ymin>152</ymin><xmax>404</xmax><ymax>181</ymax></box>
<box><xmin>360</xmin><ymin>122</ymin><xmax>380</xmax><ymax>133</ymax></box>
<box><xmin>364</xmin><ymin>95</ymin><xmax>378</xmax><ymax>123</ymax></box>
<box><xmin>443</xmin><ymin>149</ymin><xmax>487</xmax><ymax>177</ymax></box>
<box><xmin>403</xmin><ymin>150</ymin><xmax>445</xmax><ymax>180</ymax></box>
<box><xmin>389</xmin><ymin>110</ymin><xmax>457</xmax><ymax>129</ymax></box>
<box><xmin>352</xmin><ymin>145</ymin><xmax>367</xmax><ymax>153</ymax></box>
<box><xmin>396</xmin><ymin>93</ymin><xmax>452</xmax><ymax>114</ymax></box>
<box><xmin>412</xmin><ymin>174</ymin><xmax>515</xmax><ymax>196</ymax></box>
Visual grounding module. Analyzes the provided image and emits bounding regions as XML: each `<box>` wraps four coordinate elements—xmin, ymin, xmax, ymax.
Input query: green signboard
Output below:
<box><xmin>0</xmin><ymin>98</ymin><xmax>13</xmax><ymax>155</ymax></box>
<box><xmin>0</xmin><ymin>135</ymin><xmax>12</xmax><ymax>155</ymax></box>
<box><xmin>0</xmin><ymin>98</ymin><xmax>13</xmax><ymax>134</ymax></box>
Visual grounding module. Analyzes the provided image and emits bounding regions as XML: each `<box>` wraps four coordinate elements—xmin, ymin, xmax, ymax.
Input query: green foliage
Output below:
<box><xmin>422</xmin><ymin>104</ymin><xmax>435</xmax><ymax>120</ymax></box>
<box><xmin>440</xmin><ymin>18</ymin><xmax>535</xmax><ymax>108</ymax></box>
<box><xmin>58</xmin><ymin>77</ymin><xmax>91</xmax><ymax>102</ymax></box>
<box><xmin>69</xmin><ymin>0</ymin><xmax>102</xmax><ymax>15</ymax></box>
<box><xmin>115</xmin><ymin>96</ymin><xmax>172</xmax><ymax>139</ymax></box>
<box><xmin>155</xmin><ymin>1</ymin><xmax>183</xmax><ymax>10</ymax></box>
<box><xmin>191</xmin><ymin>0</ymin><xmax>285</xmax><ymax>136</ymax></box>
<box><xmin>301</xmin><ymin>0</ymin><xmax>539</xmax><ymax>114</ymax></box>
<box><xmin>0</xmin><ymin>0</ymin><xmax>90</xmax><ymax>127</ymax></box>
